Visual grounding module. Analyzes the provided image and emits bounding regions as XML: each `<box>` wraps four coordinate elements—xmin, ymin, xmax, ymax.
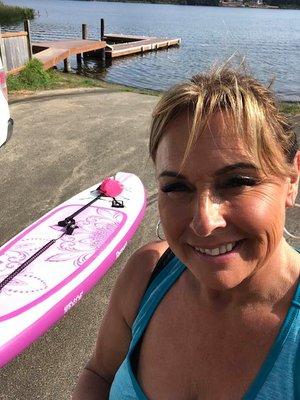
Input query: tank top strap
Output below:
<box><xmin>292</xmin><ymin>248</ymin><xmax>300</xmax><ymax>308</ymax></box>
<box><xmin>291</xmin><ymin>281</ymin><xmax>300</xmax><ymax>308</ymax></box>
<box><xmin>130</xmin><ymin>256</ymin><xmax>186</xmax><ymax>351</ymax></box>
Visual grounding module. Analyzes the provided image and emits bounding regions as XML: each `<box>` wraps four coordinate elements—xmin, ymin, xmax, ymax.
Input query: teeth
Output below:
<box><xmin>226</xmin><ymin>242</ymin><xmax>234</xmax><ymax>252</ymax></box>
<box><xmin>219</xmin><ymin>245</ymin><xmax>227</xmax><ymax>254</ymax></box>
<box><xmin>211</xmin><ymin>248</ymin><xmax>220</xmax><ymax>256</ymax></box>
<box><xmin>194</xmin><ymin>241</ymin><xmax>237</xmax><ymax>256</ymax></box>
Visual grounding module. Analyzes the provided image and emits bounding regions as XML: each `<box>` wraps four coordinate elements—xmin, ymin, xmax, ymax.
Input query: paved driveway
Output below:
<box><xmin>0</xmin><ymin>89</ymin><xmax>299</xmax><ymax>400</ymax></box>
<box><xmin>0</xmin><ymin>88</ymin><xmax>160</xmax><ymax>400</ymax></box>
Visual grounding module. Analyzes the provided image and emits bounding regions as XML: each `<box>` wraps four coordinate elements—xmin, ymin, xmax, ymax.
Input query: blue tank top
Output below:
<box><xmin>109</xmin><ymin>253</ymin><xmax>300</xmax><ymax>399</ymax></box>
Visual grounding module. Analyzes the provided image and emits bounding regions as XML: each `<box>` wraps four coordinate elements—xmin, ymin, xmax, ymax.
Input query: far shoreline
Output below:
<box><xmin>75</xmin><ymin>0</ymin><xmax>300</xmax><ymax>10</ymax></box>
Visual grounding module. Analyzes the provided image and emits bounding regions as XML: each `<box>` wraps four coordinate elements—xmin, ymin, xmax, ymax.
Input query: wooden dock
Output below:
<box><xmin>104</xmin><ymin>34</ymin><xmax>181</xmax><ymax>58</ymax></box>
<box><xmin>29</xmin><ymin>18</ymin><xmax>180</xmax><ymax>71</ymax></box>
<box><xmin>32</xmin><ymin>39</ymin><xmax>106</xmax><ymax>71</ymax></box>
<box><xmin>2</xmin><ymin>19</ymin><xmax>181</xmax><ymax>75</ymax></box>
<box><xmin>31</xmin><ymin>34</ymin><xmax>180</xmax><ymax>71</ymax></box>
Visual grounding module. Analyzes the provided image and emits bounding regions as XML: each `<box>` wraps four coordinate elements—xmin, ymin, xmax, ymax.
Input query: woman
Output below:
<box><xmin>73</xmin><ymin>68</ymin><xmax>300</xmax><ymax>399</ymax></box>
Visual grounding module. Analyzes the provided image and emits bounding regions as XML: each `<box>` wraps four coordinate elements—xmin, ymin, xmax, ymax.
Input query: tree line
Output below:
<box><xmin>266</xmin><ymin>0</ymin><xmax>300</xmax><ymax>5</ymax></box>
<box><xmin>83</xmin><ymin>0</ymin><xmax>299</xmax><ymax>7</ymax></box>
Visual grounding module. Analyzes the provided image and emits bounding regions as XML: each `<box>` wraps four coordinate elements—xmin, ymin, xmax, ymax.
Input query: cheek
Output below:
<box><xmin>232</xmin><ymin>187</ymin><xmax>286</xmax><ymax>241</ymax></box>
<box><xmin>158</xmin><ymin>194</ymin><xmax>190</xmax><ymax>238</ymax></box>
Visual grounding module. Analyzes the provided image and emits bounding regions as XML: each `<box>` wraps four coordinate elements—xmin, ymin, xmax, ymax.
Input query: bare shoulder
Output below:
<box><xmin>85</xmin><ymin>241</ymin><xmax>169</xmax><ymax>383</ymax></box>
<box><xmin>114</xmin><ymin>240</ymin><xmax>169</xmax><ymax>326</ymax></box>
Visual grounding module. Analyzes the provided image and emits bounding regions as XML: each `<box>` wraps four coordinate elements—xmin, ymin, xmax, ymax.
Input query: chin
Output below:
<box><xmin>179</xmin><ymin>248</ymin><xmax>254</xmax><ymax>292</ymax></box>
<box><xmin>200</xmin><ymin>270</ymin><xmax>249</xmax><ymax>291</ymax></box>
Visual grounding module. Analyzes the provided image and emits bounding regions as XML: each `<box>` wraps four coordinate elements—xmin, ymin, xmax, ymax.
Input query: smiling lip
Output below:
<box><xmin>190</xmin><ymin>240</ymin><xmax>244</xmax><ymax>261</ymax></box>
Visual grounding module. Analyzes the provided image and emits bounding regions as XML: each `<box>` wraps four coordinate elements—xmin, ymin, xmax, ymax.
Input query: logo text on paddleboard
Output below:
<box><xmin>116</xmin><ymin>242</ymin><xmax>127</xmax><ymax>259</ymax></box>
<box><xmin>64</xmin><ymin>291</ymin><xmax>84</xmax><ymax>314</ymax></box>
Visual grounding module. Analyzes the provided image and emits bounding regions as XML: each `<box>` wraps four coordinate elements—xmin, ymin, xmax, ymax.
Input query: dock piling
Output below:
<box><xmin>24</xmin><ymin>19</ymin><xmax>33</xmax><ymax>60</ymax></box>
<box><xmin>82</xmin><ymin>24</ymin><xmax>88</xmax><ymax>60</ymax></box>
<box><xmin>82</xmin><ymin>24</ymin><xmax>88</xmax><ymax>40</ymax></box>
<box><xmin>76</xmin><ymin>53</ymin><xmax>82</xmax><ymax>67</ymax></box>
<box><xmin>100</xmin><ymin>19</ymin><xmax>105</xmax><ymax>40</ymax></box>
<box><xmin>63</xmin><ymin>58</ymin><xmax>71</xmax><ymax>73</ymax></box>
<box><xmin>100</xmin><ymin>18</ymin><xmax>106</xmax><ymax>63</ymax></box>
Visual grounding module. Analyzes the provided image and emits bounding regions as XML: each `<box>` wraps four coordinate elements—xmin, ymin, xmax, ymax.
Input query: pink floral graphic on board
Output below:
<box><xmin>0</xmin><ymin>207</ymin><xmax>124</xmax><ymax>296</ymax></box>
<box><xmin>0</xmin><ymin>244</ymin><xmax>50</xmax><ymax>295</ymax></box>
<box><xmin>47</xmin><ymin>208</ymin><xmax>123</xmax><ymax>267</ymax></box>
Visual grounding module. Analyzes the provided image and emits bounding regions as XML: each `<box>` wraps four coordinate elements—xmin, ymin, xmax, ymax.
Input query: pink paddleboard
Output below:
<box><xmin>0</xmin><ymin>172</ymin><xmax>146</xmax><ymax>368</ymax></box>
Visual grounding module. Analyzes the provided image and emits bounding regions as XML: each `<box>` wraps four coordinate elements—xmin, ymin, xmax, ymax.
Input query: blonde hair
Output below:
<box><xmin>149</xmin><ymin>67</ymin><xmax>298</xmax><ymax>178</ymax></box>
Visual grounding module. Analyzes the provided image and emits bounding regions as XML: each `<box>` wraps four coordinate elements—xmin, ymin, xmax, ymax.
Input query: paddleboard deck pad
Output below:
<box><xmin>0</xmin><ymin>172</ymin><xmax>146</xmax><ymax>368</ymax></box>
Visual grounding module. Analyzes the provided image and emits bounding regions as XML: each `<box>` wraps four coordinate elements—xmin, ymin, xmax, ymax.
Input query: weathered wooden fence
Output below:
<box><xmin>0</xmin><ymin>20</ymin><xmax>32</xmax><ymax>75</ymax></box>
<box><xmin>0</xmin><ymin>31</ymin><xmax>29</xmax><ymax>74</ymax></box>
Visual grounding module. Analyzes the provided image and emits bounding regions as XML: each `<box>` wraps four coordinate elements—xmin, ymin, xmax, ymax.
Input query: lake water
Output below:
<box><xmin>3</xmin><ymin>0</ymin><xmax>300</xmax><ymax>100</ymax></box>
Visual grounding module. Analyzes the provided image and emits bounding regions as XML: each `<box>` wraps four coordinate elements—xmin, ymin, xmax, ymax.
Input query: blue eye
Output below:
<box><xmin>161</xmin><ymin>183</ymin><xmax>190</xmax><ymax>193</ymax></box>
<box><xmin>220</xmin><ymin>176</ymin><xmax>258</xmax><ymax>189</ymax></box>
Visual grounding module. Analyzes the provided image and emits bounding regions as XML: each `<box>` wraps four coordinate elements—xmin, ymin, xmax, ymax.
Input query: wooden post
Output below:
<box><xmin>76</xmin><ymin>53</ymin><xmax>82</xmax><ymax>67</ymax></box>
<box><xmin>24</xmin><ymin>19</ymin><xmax>33</xmax><ymax>59</ymax></box>
<box><xmin>100</xmin><ymin>18</ymin><xmax>105</xmax><ymax>40</ymax></box>
<box><xmin>82</xmin><ymin>24</ymin><xmax>88</xmax><ymax>60</ymax></box>
<box><xmin>0</xmin><ymin>27</ymin><xmax>8</xmax><ymax>72</ymax></box>
<box><xmin>63</xmin><ymin>58</ymin><xmax>71</xmax><ymax>73</ymax></box>
<box><xmin>100</xmin><ymin>18</ymin><xmax>106</xmax><ymax>63</ymax></box>
<box><xmin>82</xmin><ymin>24</ymin><xmax>88</xmax><ymax>40</ymax></box>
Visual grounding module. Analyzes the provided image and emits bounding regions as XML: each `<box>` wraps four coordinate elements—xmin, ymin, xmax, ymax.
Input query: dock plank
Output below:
<box><xmin>31</xmin><ymin>39</ymin><xmax>107</xmax><ymax>70</ymax></box>
<box><xmin>34</xmin><ymin>48</ymin><xmax>70</xmax><ymax>70</ymax></box>
<box><xmin>104</xmin><ymin>34</ymin><xmax>156</xmax><ymax>43</ymax></box>
<box><xmin>33</xmin><ymin>39</ymin><xmax>106</xmax><ymax>55</ymax></box>
<box><xmin>106</xmin><ymin>37</ymin><xmax>181</xmax><ymax>58</ymax></box>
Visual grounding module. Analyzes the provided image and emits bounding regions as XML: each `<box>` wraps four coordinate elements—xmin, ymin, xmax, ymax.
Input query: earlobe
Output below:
<box><xmin>285</xmin><ymin>151</ymin><xmax>300</xmax><ymax>208</ymax></box>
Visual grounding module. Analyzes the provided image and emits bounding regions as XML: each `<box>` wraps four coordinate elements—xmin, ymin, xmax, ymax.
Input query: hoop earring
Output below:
<box><xmin>284</xmin><ymin>203</ymin><xmax>300</xmax><ymax>240</ymax></box>
<box><xmin>156</xmin><ymin>220</ymin><xmax>165</xmax><ymax>241</ymax></box>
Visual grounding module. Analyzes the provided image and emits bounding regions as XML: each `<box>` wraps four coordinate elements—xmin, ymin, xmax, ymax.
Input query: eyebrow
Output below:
<box><xmin>158</xmin><ymin>163</ymin><xmax>257</xmax><ymax>179</ymax></box>
<box><xmin>214</xmin><ymin>162</ymin><xmax>257</xmax><ymax>176</ymax></box>
<box><xmin>158</xmin><ymin>170</ymin><xmax>186</xmax><ymax>179</ymax></box>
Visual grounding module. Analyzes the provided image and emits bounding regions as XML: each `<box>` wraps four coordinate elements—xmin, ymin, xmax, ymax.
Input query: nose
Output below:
<box><xmin>189</xmin><ymin>191</ymin><xmax>226</xmax><ymax>237</ymax></box>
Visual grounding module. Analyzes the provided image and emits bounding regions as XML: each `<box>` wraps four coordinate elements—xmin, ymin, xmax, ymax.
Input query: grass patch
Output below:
<box><xmin>0</xmin><ymin>1</ymin><xmax>34</xmax><ymax>24</ymax></box>
<box><xmin>7</xmin><ymin>59</ymin><xmax>59</xmax><ymax>91</ymax></box>
<box><xmin>49</xmin><ymin>71</ymin><xmax>105</xmax><ymax>89</ymax></box>
<box><xmin>8</xmin><ymin>62</ymin><xmax>161</xmax><ymax>96</ymax></box>
<box><xmin>279</xmin><ymin>102</ymin><xmax>300</xmax><ymax>116</ymax></box>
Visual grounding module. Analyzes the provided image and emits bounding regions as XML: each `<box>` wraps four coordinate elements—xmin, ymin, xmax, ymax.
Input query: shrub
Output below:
<box><xmin>7</xmin><ymin>59</ymin><xmax>58</xmax><ymax>91</ymax></box>
<box><xmin>0</xmin><ymin>1</ymin><xmax>34</xmax><ymax>25</ymax></box>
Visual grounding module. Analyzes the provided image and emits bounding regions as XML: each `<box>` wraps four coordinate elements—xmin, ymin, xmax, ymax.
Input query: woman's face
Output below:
<box><xmin>156</xmin><ymin>111</ymin><xmax>297</xmax><ymax>290</ymax></box>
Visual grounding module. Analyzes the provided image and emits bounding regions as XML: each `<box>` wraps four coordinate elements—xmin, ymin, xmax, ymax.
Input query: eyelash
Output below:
<box><xmin>218</xmin><ymin>176</ymin><xmax>258</xmax><ymax>189</ymax></box>
<box><xmin>160</xmin><ymin>176</ymin><xmax>258</xmax><ymax>193</ymax></box>
<box><xmin>161</xmin><ymin>183</ymin><xmax>190</xmax><ymax>193</ymax></box>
